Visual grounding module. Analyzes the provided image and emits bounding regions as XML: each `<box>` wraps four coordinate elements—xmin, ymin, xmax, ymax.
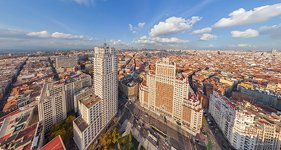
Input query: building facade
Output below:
<box><xmin>139</xmin><ymin>58</ymin><xmax>203</xmax><ymax>135</ymax></box>
<box><xmin>73</xmin><ymin>44</ymin><xmax>118</xmax><ymax>150</ymax></box>
<box><xmin>65</xmin><ymin>74</ymin><xmax>92</xmax><ymax>112</ymax></box>
<box><xmin>93</xmin><ymin>44</ymin><xmax>118</xmax><ymax>126</ymax></box>
<box><xmin>209</xmin><ymin>92</ymin><xmax>236</xmax><ymax>140</ymax></box>
<box><xmin>55</xmin><ymin>56</ymin><xmax>78</xmax><ymax>68</ymax></box>
<box><xmin>73</xmin><ymin>88</ymin><xmax>103</xmax><ymax>150</ymax></box>
<box><xmin>209</xmin><ymin>91</ymin><xmax>281</xmax><ymax>150</ymax></box>
<box><xmin>38</xmin><ymin>81</ymin><xmax>67</xmax><ymax>130</ymax></box>
<box><xmin>119</xmin><ymin>78</ymin><xmax>139</xmax><ymax>101</ymax></box>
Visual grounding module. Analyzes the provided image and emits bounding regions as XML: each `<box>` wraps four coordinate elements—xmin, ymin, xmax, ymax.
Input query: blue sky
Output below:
<box><xmin>0</xmin><ymin>0</ymin><xmax>280</xmax><ymax>50</ymax></box>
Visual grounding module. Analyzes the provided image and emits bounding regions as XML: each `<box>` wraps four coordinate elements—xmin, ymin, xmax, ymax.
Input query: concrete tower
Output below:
<box><xmin>93</xmin><ymin>43</ymin><xmax>118</xmax><ymax>126</ymax></box>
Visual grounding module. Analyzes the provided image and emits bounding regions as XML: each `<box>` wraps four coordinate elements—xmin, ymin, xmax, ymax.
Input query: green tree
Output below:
<box><xmin>51</xmin><ymin>123</ymin><xmax>62</xmax><ymax>131</ymax></box>
<box><xmin>51</xmin><ymin>128</ymin><xmax>66</xmax><ymax>140</ymax></box>
<box><xmin>111</xmin><ymin>128</ymin><xmax>120</xmax><ymax>144</ymax></box>
<box><xmin>66</xmin><ymin>115</ymin><xmax>76</xmax><ymax>125</ymax></box>
<box><xmin>100</xmin><ymin>133</ymin><xmax>108</xmax><ymax>148</ymax></box>
<box><xmin>128</xmin><ymin>132</ymin><xmax>132</xmax><ymax>143</ymax></box>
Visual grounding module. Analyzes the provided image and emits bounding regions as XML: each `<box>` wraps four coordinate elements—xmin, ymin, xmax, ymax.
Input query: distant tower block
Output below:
<box><xmin>271</xmin><ymin>48</ymin><xmax>277</xmax><ymax>55</ymax></box>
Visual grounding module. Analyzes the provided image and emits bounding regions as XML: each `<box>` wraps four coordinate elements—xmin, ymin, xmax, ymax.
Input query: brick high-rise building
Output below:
<box><xmin>139</xmin><ymin>58</ymin><xmax>203</xmax><ymax>135</ymax></box>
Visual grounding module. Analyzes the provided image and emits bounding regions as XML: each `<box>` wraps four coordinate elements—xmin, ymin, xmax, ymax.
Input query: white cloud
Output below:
<box><xmin>108</xmin><ymin>39</ymin><xmax>130</xmax><ymax>48</ymax></box>
<box><xmin>129</xmin><ymin>22</ymin><xmax>145</xmax><ymax>33</ymax></box>
<box><xmin>150</xmin><ymin>16</ymin><xmax>201</xmax><ymax>37</ymax></box>
<box><xmin>260</xmin><ymin>24</ymin><xmax>281</xmax><ymax>31</ymax></box>
<box><xmin>200</xmin><ymin>33</ymin><xmax>217</xmax><ymax>41</ymax></box>
<box><xmin>0</xmin><ymin>28</ymin><xmax>29</xmax><ymax>38</ymax></box>
<box><xmin>231</xmin><ymin>29</ymin><xmax>259</xmax><ymax>38</ymax></box>
<box><xmin>27</xmin><ymin>31</ymin><xmax>49</xmax><ymax>38</ymax></box>
<box><xmin>229</xmin><ymin>43</ymin><xmax>255</xmax><ymax>48</ymax></box>
<box><xmin>0</xmin><ymin>28</ymin><xmax>97</xmax><ymax>50</ymax></box>
<box><xmin>138</xmin><ymin>22</ymin><xmax>145</xmax><ymax>28</ymax></box>
<box><xmin>109</xmin><ymin>39</ymin><xmax>122</xmax><ymax>45</ymax></box>
<box><xmin>192</xmin><ymin>27</ymin><xmax>212</xmax><ymax>34</ymax></box>
<box><xmin>71</xmin><ymin>0</ymin><xmax>94</xmax><ymax>5</ymax></box>
<box><xmin>137</xmin><ymin>36</ymin><xmax>189</xmax><ymax>44</ymax></box>
<box><xmin>237</xmin><ymin>43</ymin><xmax>255</xmax><ymax>47</ymax></box>
<box><xmin>129</xmin><ymin>24</ymin><xmax>135</xmax><ymax>33</ymax></box>
<box><xmin>51</xmin><ymin>32</ymin><xmax>84</xmax><ymax>39</ymax></box>
<box><xmin>259</xmin><ymin>24</ymin><xmax>281</xmax><ymax>38</ymax></box>
<box><xmin>26</xmin><ymin>30</ymin><xmax>93</xmax><ymax>41</ymax></box>
<box><xmin>214</xmin><ymin>3</ymin><xmax>281</xmax><ymax>28</ymax></box>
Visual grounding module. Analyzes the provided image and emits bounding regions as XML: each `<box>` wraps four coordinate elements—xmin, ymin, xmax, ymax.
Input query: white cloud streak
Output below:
<box><xmin>26</xmin><ymin>30</ymin><xmax>86</xmax><ymax>40</ymax></box>
<box><xmin>214</xmin><ymin>3</ymin><xmax>281</xmax><ymax>27</ymax></box>
<box><xmin>259</xmin><ymin>24</ymin><xmax>281</xmax><ymax>38</ymax></box>
<box><xmin>200</xmin><ymin>33</ymin><xmax>217</xmax><ymax>41</ymax></box>
<box><xmin>136</xmin><ymin>36</ymin><xmax>189</xmax><ymax>44</ymax></box>
<box><xmin>237</xmin><ymin>43</ymin><xmax>255</xmax><ymax>47</ymax></box>
<box><xmin>129</xmin><ymin>22</ymin><xmax>145</xmax><ymax>33</ymax></box>
<box><xmin>71</xmin><ymin>0</ymin><xmax>95</xmax><ymax>5</ymax></box>
<box><xmin>231</xmin><ymin>29</ymin><xmax>259</xmax><ymax>38</ymax></box>
<box><xmin>192</xmin><ymin>27</ymin><xmax>212</xmax><ymax>34</ymax></box>
<box><xmin>51</xmin><ymin>32</ymin><xmax>84</xmax><ymax>39</ymax></box>
<box><xmin>27</xmin><ymin>31</ymin><xmax>49</xmax><ymax>38</ymax></box>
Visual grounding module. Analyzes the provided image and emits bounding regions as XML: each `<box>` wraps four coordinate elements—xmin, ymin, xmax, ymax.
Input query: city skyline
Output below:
<box><xmin>0</xmin><ymin>0</ymin><xmax>281</xmax><ymax>50</ymax></box>
<box><xmin>0</xmin><ymin>45</ymin><xmax>280</xmax><ymax>150</ymax></box>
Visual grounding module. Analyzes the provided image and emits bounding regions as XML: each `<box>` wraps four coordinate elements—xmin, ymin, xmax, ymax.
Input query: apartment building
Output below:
<box><xmin>231</xmin><ymin>110</ymin><xmax>258</xmax><ymax>150</ymax></box>
<box><xmin>73</xmin><ymin>88</ymin><xmax>103</xmax><ymax>150</ymax></box>
<box><xmin>209</xmin><ymin>92</ymin><xmax>236</xmax><ymax>140</ymax></box>
<box><xmin>55</xmin><ymin>56</ymin><xmax>78</xmax><ymax>68</ymax></box>
<box><xmin>38</xmin><ymin>81</ymin><xmax>67</xmax><ymax>130</ymax></box>
<box><xmin>73</xmin><ymin>44</ymin><xmax>118</xmax><ymax>150</ymax></box>
<box><xmin>64</xmin><ymin>73</ymin><xmax>92</xmax><ymax>112</ymax></box>
<box><xmin>209</xmin><ymin>91</ymin><xmax>281</xmax><ymax>150</ymax></box>
<box><xmin>93</xmin><ymin>43</ymin><xmax>118</xmax><ymax>126</ymax></box>
<box><xmin>139</xmin><ymin>58</ymin><xmax>203</xmax><ymax>135</ymax></box>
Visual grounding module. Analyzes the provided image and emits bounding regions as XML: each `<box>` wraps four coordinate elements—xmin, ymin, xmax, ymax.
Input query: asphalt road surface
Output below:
<box><xmin>123</xmin><ymin>101</ymin><xmax>206</xmax><ymax>150</ymax></box>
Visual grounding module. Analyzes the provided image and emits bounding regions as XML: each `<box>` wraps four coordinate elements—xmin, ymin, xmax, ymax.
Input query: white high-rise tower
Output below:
<box><xmin>73</xmin><ymin>44</ymin><xmax>118</xmax><ymax>150</ymax></box>
<box><xmin>93</xmin><ymin>43</ymin><xmax>118</xmax><ymax>126</ymax></box>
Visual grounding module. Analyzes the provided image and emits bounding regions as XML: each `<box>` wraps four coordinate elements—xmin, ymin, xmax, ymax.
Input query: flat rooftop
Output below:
<box><xmin>73</xmin><ymin>116</ymin><xmax>88</xmax><ymax>132</ymax></box>
<box><xmin>80</xmin><ymin>94</ymin><xmax>101</xmax><ymax>108</ymax></box>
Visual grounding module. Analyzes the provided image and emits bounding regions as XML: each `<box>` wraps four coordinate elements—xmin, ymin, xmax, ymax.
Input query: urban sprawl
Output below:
<box><xmin>0</xmin><ymin>46</ymin><xmax>280</xmax><ymax>150</ymax></box>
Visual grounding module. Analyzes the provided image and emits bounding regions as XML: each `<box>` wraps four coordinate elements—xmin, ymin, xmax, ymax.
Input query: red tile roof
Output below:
<box><xmin>41</xmin><ymin>135</ymin><xmax>66</xmax><ymax>150</ymax></box>
<box><xmin>0</xmin><ymin>110</ymin><xmax>20</xmax><ymax>122</ymax></box>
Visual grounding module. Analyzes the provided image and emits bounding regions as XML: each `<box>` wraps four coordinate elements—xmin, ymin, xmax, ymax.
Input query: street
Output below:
<box><xmin>203</xmin><ymin>112</ymin><xmax>235</xmax><ymax>150</ymax></box>
<box><xmin>118</xmin><ymin>98</ymin><xmax>206</xmax><ymax>150</ymax></box>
